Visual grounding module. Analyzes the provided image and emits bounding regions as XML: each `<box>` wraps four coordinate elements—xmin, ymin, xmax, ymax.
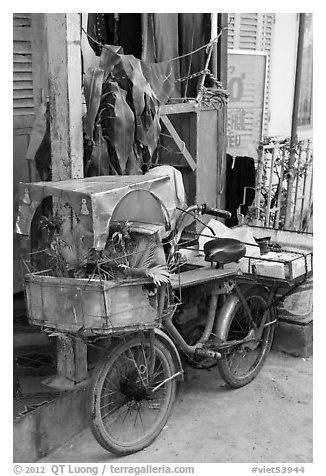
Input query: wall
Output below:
<box><xmin>268</xmin><ymin>14</ymin><xmax>298</xmax><ymax>136</ymax></box>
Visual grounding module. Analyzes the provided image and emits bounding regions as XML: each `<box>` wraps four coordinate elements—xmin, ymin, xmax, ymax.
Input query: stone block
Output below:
<box><xmin>272</xmin><ymin>320</ymin><xmax>313</xmax><ymax>358</ymax></box>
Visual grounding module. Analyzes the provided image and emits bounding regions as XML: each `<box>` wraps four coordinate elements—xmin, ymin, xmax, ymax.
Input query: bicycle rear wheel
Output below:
<box><xmin>88</xmin><ymin>334</ymin><xmax>177</xmax><ymax>456</ymax></box>
<box><xmin>217</xmin><ymin>286</ymin><xmax>275</xmax><ymax>388</ymax></box>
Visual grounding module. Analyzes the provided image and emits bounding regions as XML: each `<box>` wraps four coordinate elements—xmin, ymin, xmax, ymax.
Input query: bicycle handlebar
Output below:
<box><xmin>180</xmin><ymin>204</ymin><xmax>231</xmax><ymax>220</ymax></box>
<box><xmin>200</xmin><ymin>204</ymin><xmax>232</xmax><ymax>220</ymax></box>
<box><xmin>173</xmin><ymin>204</ymin><xmax>231</xmax><ymax>242</ymax></box>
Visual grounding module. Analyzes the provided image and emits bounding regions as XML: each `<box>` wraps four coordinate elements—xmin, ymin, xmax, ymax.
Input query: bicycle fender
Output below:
<box><xmin>214</xmin><ymin>292</ymin><xmax>240</xmax><ymax>341</ymax></box>
<box><xmin>154</xmin><ymin>328</ymin><xmax>184</xmax><ymax>379</ymax></box>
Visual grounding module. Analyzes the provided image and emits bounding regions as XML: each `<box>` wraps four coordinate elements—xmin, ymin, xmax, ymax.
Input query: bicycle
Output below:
<box><xmin>19</xmin><ymin>171</ymin><xmax>310</xmax><ymax>457</ymax></box>
<box><xmin>88</xmin><ymin>203</ymin><xmax>277</xmax><ymax>455</ymax></box>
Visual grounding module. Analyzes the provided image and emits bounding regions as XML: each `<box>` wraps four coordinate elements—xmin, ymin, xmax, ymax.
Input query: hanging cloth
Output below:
<box><xmin>87</xmin><ymin>13</ymin><xmax>211</xmax><ymax>100</ymax></box>
<box><xmin>225</xmin><ymin>155</ymin><xmax>256</xmax><ymax>227</ymax></box>
<box><xmin>178</xmin><ymin>13</ymin><xmax>210</xmax><ymax>98</ymax></box>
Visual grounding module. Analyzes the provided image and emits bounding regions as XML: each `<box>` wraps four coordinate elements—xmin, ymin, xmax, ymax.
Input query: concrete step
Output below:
<box><xmin>13</xmin><ymin>383</ymin><xmax>88</xmax><ymax>463</ymax></box>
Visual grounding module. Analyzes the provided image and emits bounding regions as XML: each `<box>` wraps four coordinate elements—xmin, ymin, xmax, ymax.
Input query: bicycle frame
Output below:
<box><xmin>159</xmin><ymin>202</ymin><xmax>279</xmax><ymax>361</ymax></box>
<box><xmin>160</xmin><ymin>267</ymin><xmax>277</xmax><ymax>360</ymax></box>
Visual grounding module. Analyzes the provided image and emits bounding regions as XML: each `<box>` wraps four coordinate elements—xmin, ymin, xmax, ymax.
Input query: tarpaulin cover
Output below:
<box><xmin>15</xmin><ymin>166</ymin><xmax>186</xmax><ymax>250</ymax></box>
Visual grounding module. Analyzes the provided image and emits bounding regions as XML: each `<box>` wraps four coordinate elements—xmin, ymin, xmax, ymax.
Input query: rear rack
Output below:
<box><xmin>240</xmin><ymin>249</ymin><xmax>313</xmax><ymax>288</ymax></box>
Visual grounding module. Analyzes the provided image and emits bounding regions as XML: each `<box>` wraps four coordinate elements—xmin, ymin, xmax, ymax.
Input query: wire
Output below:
<box><xmin>81</xmin><ymin>24</ymin><xmax>227</xmax><ymax>65</ymax></box>
<box><xmin>167</xmin><ymin>29</ymin><xmax>226</xmax><ymax>63</ymax></box>
<box><xmin>175</xmin><ymin>207</ymin><xmax>216</xmax><ymax>236</ymax></box>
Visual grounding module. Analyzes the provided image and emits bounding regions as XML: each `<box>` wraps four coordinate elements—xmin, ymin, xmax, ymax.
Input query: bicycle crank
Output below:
<box><xmin>195</xmin><ymin>347</ymin><xmax>222</xmax><ymax>360</ymax></box>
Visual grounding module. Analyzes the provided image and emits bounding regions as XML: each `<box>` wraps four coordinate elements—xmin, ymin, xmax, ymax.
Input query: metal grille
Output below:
<box><xmin>14</xmin><ymin>351</ymin><xmax>55</xmax><ymax>375</ymax></box>
<box><xmin>251</xmin><ymin>138</ymin><xmax>313</xmax><ymax>232</ymax></box>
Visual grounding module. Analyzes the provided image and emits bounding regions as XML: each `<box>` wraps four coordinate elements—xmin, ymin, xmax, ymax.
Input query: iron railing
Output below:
<box><xmin>248</xmin><ymin>138</ymin><xmax>313</xmax><ymax>233</ymax></box>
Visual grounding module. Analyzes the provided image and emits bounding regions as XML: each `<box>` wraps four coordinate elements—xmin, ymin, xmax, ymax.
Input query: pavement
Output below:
<box><xmin>39</xmin><ymin>350</ymin><xmax>313</xmax><ymax>464</ymax></box>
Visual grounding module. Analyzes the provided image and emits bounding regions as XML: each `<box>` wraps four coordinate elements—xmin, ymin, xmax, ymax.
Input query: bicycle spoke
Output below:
<box><xmin>149</xmin><ymin>360</ymin><xmax>165</xmax><ymax>384</ymax></box>
<box><xmin>102</xmin><ymin>375</ymin><xmax>121</xmax><ymax>392</ymax></box>
<box><xmin>134</xmin><ymin>402</ymin><xmax>143</xmax><ymax>429</ymax></box>
<box><xmin>101</xmin><ymin>400</ymin><xmax>128</xmax><ymax>421</ymax></box>
<box><xmin>114</xmin><ymin>357</ymin><xmax>132</xmax><ymax>383</ymax></box>
<box><xmin>100</xmin><ymin>399</ymin><xmax>119</xmax><ymax>411</ymax></box>
<box><xmin>100</xmin><ymin>390</ymin><xmax>115</xmax><ymax>398</ymax></box>
<box><xmin>120</xmin><ymin>401</ymin><xmax>134</xmax><ymax>425</ymax></box>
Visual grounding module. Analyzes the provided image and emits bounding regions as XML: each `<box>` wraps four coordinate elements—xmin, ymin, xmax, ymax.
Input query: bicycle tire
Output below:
<box><xmin>217</xmin><ymin>286</ymin><xmax>275</xmax><ymax>388</ymax></box>
<box><xmin>88</xmin><ymin>334</ymin><xmax>177</xmax><ymax>456</ymax></box>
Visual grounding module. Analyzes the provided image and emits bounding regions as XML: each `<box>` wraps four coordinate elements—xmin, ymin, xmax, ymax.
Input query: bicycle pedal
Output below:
<box><xmin>195</xmin><ymin>347</ymin><xmax>221</xmax><ymax>359</ymax></box>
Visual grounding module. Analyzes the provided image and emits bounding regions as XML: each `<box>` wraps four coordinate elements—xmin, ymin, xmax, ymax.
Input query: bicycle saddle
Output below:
<box><xmin>203</xmin><ymin>237</ymin><xmax>246</xmax><ymax>264</ymax></box>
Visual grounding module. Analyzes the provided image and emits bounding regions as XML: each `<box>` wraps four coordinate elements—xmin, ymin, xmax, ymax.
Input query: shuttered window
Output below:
<box><xmin>239</xmin><ymin>14</ymin><xmax>258</xmax><ymax>50</ymax></box>
<box><xmin>13</xmin><ymin>13</ymin><xmax>34</xmax><ymax>129</ymax></box>
<box><xmin>227</xmin><ymin>13</ymin><xmax>274</xmax><ymax>135</ymax></box>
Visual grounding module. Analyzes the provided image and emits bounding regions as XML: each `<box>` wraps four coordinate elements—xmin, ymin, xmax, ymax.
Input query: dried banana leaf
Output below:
<box><xmin>141</xmin><ymin>61</ymin><xmax>175</xmax><ymax>105</ymax></box>
<box><xmin>126</xmin><ymin>147</ymin><xmax>142</xmax><ymax>175</ymax></box>
<box><xmin>83</xmin><ymin>45</ymin><xmax>164</xmax><ymax>176</ymax></box>
<box><xmin>99</xmin><ymin>45</ymin><xmax>124</xmax><ymax>80</ymax></box>
<box><xmin>100</xmin><ymin>48</ymin><xmax>158</xmax><ymax>116</ymax></box>
<box><xmin>100</xmin><ymin>82</ymin><xmax>135</xmax><ymax>174</ymax></box>
<box><xmin>85</xmin><ymin>124</ymin><xmax>111</xmax><ymax>176</ymax></box>
<box><xmin>136</xmin><ymin>111</ymin><xmax>161</xmax><ymax>159</ymax></box>
<box><xmin>83</xmin><ymin>67</ymin><xmax>105</xmax><ymax>139</ymax></box>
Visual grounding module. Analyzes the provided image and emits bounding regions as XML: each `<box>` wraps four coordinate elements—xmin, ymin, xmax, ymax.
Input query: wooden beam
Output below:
<box><xmin>44</xmin><ymin>14</ymin><xmax>86</xmax><ymax>387</ymax></box>
<box><xmin>160</xmin><ymin>115</ymin><xmax>197</xmax><ymax>171</ymax></box>
<box><xmin>215</xmin><ymin>14</ymin><xmax>228</xmax><ymax>210</ymax></box>
<box><xmin>31</xmin><ymin>14</ymin><xmax>48</xmax><ymax>109</ymax></box>
<box><xmin>217</xmin><ymin>13</ymin><xmax>228</xmax><ymax>89</ymax></box>
<box><xmin>159</xmin><ymin>102</ymin><xmax>199</xmax><ymax>115</ymax></box>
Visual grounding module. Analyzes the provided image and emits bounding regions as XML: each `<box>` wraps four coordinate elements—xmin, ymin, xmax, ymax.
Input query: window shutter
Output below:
<box><xmin>239</xmin><ymin>13</ymin><xmax>258</xmax><ymax>50</ymax></box>
<box><xmin>228</xmin><ymin>13</ymin><xmax>275</xmax><ymax>135</ymax></box>
<box><xmin>227</xmin><ymin>14</ymin><xmax>236</xmax><ymax>49</ymax></box>
<box><xmin>13</xmin><ymin>13</ymin><xmax>34</xmax><ymax>128</ymax></box>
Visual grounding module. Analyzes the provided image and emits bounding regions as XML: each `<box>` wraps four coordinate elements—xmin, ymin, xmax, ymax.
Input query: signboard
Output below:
<box><xmin>227</xmin><ymin>50</ymin><xmax>267</xmax><ymax>159</ymax></box>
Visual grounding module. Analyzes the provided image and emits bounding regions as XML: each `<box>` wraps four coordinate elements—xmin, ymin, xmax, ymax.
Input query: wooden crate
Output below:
<box><xmin>24</xmin><ymin>274</ymin><xmax>159</xmax><ymax>334</ymax></box>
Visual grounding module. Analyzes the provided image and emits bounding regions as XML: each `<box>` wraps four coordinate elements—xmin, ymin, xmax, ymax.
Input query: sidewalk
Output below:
<box><xmin>39</xmin><ymin>351</ymin><xmax>313</xmax><ymax>464</ymax></box>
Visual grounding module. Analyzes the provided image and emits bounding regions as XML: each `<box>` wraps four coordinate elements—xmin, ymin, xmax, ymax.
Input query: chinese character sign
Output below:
<box><xmin>227</xmin><ymin>51</ymin><xmax>267</xmax><ymax>159</ymax></box>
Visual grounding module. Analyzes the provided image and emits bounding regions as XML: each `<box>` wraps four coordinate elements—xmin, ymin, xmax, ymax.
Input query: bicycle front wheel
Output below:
<box><xmin>88</xmin><ymin>335</ymin><xmax>177</xmax><ymax>456</ymax></box>
<box><xmin>217</xmin><ymin>286</ymin><xmax>275</xmax><ymax>388</ymax></box>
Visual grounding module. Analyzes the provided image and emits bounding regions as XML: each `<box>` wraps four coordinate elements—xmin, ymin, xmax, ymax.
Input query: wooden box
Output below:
<box><xmin>24</xmin><ymin>274</ymin><xmax>159</xmax><ymax>335</ymax></box>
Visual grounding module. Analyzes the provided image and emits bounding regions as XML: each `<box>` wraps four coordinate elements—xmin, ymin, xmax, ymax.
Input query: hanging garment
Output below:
<box><xmin>178</xmin><ymin>13</ymin><xmax>211</xmax><ymax>98</ymax></box>
<box><xmin>87</xmin><ymin>13</ymin><xmax>115</xmax><ymax>55</ymax></box>
<box><xmin>87</xmin><ymin>13</ymin><xmax>210</xmax><ymax>100</ymax></box>
<box><xmin>141</xmin><ymin>14</ymin><xmax>180</xmax><ymax>97</ymax></box>
<box><xmin>225</xmin><ymin>155</ymin><xmax>256</xmax><ymax>227</ymax></box>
